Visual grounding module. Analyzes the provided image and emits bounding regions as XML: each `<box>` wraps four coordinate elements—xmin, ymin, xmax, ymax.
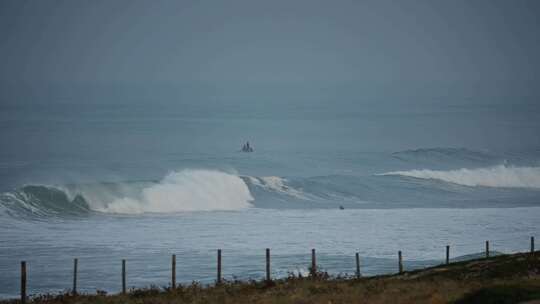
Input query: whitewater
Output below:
<box><xmin>380</xmin><ymin>165</ymin><xmax>540</xmax><ymax>189</ymax></box>
<box><xmin>4</xmin><ymin>158</ymin><xmax>540</xmax><ymax>217</ymax></box>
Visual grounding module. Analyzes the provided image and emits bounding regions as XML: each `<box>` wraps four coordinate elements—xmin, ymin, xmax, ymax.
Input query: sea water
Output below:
<box><xmin>1</xmin><ymin>100</ymin><xmax>539</xmax><ymax>298</ymax></box>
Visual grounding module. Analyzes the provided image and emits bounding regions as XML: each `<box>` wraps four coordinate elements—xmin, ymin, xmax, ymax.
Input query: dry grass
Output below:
<box><xmin>2</xmin><ymin>252</ymin><xmax>539</xmax><ymax>304</ymax></box>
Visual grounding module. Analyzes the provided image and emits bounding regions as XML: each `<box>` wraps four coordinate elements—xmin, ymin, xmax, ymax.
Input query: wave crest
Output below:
<box><xmin>0</xmin><ymin>185</ymin><xmax>90</xmax><ymax>218</ymax></box>
<box><xmin>101</xmin><ymin>170</ymin><xmax>254</xmax><ymax>214</ymax></box>
<box><xmin>0</xmin><ymin>170</ymin><xmax>254</xmax><ymax>216</ymax></box>
<box><xmin>245</xmin><ymin>176</ymin><xmax>307</xmax><ymax>199</ymax></box>
<box><xmin>379</xmin><ymin>165</ymin><xmax>540</xmax><ymax>189</ymax></box>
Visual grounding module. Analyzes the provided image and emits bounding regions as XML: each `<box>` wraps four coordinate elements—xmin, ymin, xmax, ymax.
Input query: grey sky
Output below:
<box><xmin>1</xmin><ymin>0</ymin><xmax>539</xmax><ymax>103</ymax></box>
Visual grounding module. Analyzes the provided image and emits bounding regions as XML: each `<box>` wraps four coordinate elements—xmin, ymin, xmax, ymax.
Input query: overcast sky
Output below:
<box><xmin>1</xmin><ymin>0</ymin><xmax>539</xmax><ymax>103</ymax></box>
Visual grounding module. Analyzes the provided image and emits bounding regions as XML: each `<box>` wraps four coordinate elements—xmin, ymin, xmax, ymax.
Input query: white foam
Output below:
<box><xmin>247</xmin><ymin>176</ymin><xmax>307</xmax><ymax>199</ymax></box>
<box><xmin>100</xmin><ymin>170</ymin><xmax>254</xmax><ymax>214</ymax></box>
<box><xmin>1</xmin><ymin>191</ymin><xmax>43</xmax><ymax>215</ymax></box>
<box><xmin>380</xmin><ymin>165</ymin><xmax>540</xmax><ymax>189</ymax></box>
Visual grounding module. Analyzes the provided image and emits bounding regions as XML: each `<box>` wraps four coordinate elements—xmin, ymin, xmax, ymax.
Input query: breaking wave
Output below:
<box><xmin>3</xmin><ymin>160</ymin><xmax>540</xmax><ymax>219</ymax></box>
<box><xmin>0</xmin><ymin>170</ymin><xmax>316</xmax><ymax>218</ymax></box>
<box><xmin>99</xmin><ymin>170</ymin><xmax>254</xmax><ymax>214</ymax></box>
<box><xmin>244</xmin><ymin>176</ymin><xmax>307</xmax><ymax>199</ymax></box>
<box><xmin>0</xmin><ymin>170</ymin><xmax>255</xmax><ymax>216</ymax></box>
<box><xmin>380</xmin><ymin>165</ymin><xmax>540</xmax><ymax>189</ymax></box>
<box><xmin>0</xmin><ymin>185</ymin><xmax>90</xmax><ymax>218</ymax></box>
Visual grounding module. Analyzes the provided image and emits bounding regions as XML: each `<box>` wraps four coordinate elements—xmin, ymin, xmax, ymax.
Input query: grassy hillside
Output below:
<box><xmin>2</xmin><ymin>252</ymin><xmax>539</xmax><ymax>304</ymax></box>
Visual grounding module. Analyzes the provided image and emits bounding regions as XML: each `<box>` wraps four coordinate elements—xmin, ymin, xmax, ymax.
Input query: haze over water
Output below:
<box><xmin>1</xmin><ymin>0</ymin><xmax>540</xmax><ymax>299</ymax></box>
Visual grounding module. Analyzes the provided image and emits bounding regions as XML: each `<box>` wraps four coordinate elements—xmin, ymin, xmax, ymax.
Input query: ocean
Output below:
<box><xmin>1</xmin><ymin>99</ymin><xmax>539</xmax><ymax>298</ymax></box>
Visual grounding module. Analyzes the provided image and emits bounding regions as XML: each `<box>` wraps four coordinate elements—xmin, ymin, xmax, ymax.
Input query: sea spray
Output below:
<box><xmin>101</xmin><ymin>170</ymin><xmax>254</xmax><ymax>213</ymax></box>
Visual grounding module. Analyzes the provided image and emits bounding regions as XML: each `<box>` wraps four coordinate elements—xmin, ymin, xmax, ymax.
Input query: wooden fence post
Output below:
<box><xmin>122</xmin><ymin>259</ymin><xmax>126</xmax><ymax>294</ymax></box>
<box><xmin>311</xmin><ymin>249</ymin><xmax>317</xmax><ymax>277</ymax></box>
<box><xmin>73</xmin><ymin>258</ymin><xmax>78</xmax><ymax>295</ymax></box>
<box><xmin>21</xmin><ymin>261</ymin><xmax>26</xmax><ymax>304</ymax></box>
<box><xmin>171</xmin><ymin>254</ymin><xmax>176</xmax><ymax>290</ymax></box>
<box><xmin>532</xmin><ymin>236</ymin><xmax>535</xmax><ymax>254</ymax></box>
<box><xmin>355</xmin><ymin>252</ymin><xmax>361</xmax><ymax>278</ymax></box>
<box><xmin>217</xmin><ymin>249</ymin><xmax>222</xmax><ymax>285</ymax></box>
<box><xmin>485</xmin><ymin>241</ymin><xmax>490</xmax><ymax>258</ymax></box>
<box><xmin>398</xmin><ymin>251</ymin><xmax>403</xmax><ymax>274</ymax></box>
<box><xmin>265</xmin><ymin>248</ymin><xmax>271</xmax><ymax>281</ymax></box>
<box><xmin>446</xmin><ymin>245</ymin><xmax>450</xmax><ymax>265</ymax></box>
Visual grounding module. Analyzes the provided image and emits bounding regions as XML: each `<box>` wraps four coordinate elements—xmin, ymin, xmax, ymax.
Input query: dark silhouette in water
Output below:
<box><xmin>241</xmin><ymin>141</ymin><xmax>253</xmax><ymax>152</ymax></box>
<box><xmin>339</xmin><ymin>205</ymin><xmax>345</xmax><ymax>210</ymax></box>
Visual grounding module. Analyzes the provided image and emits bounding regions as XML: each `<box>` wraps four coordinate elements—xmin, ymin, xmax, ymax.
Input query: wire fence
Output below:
<box><xmin>8</xmin><ymin>235</ymin><xmax>537</xmax><ymax>303</ymax></box>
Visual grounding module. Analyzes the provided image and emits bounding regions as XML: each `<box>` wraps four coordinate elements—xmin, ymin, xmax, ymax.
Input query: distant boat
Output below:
<box><xmin>241</xmin><ymin>141</ymin><xmax>254</xmax><ymax>152</ymax></box>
